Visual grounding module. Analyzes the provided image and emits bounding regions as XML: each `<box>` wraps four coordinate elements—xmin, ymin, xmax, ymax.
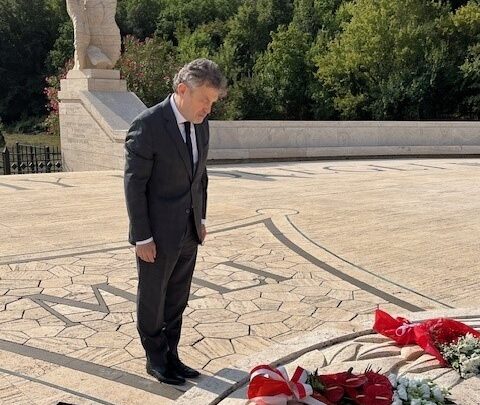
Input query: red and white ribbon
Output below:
<box><xmin>395</xmin><ymin>322</ymin><xmax>415</xmax><ymax>337</ymax></box>
<box><xmin>248</xmin><ymin>364</ymin><xmax>327</xmax><ymax>405</ymax></box>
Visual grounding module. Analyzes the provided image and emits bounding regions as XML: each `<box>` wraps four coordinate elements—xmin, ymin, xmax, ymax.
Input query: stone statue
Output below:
<box><xmin>66</xmin><ymin>0</ymin><xmax>121</xmax><ymax>70</ymax></box>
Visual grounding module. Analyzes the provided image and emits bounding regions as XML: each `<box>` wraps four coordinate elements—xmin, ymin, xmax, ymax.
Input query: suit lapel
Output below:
<box><xmin>162</xmin><ymin>97</ymin><xmax>193</xmax><ymax>180</ymax></box>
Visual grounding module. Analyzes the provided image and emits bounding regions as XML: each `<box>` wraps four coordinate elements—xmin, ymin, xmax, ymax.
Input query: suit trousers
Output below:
<box><xmin>136</xmin><ymin>213</ymin><xmax>199</xmax><ymax>366</ymax></box>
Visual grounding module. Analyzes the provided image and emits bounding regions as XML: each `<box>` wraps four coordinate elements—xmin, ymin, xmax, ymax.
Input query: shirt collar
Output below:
<box><xmin>170</xmin><ymin>94</ymin><xmax>188</xmax><ymax>125</ymax></box>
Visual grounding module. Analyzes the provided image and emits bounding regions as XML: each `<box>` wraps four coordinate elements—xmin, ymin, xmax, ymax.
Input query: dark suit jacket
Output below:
<box><xmin>124</xmin><ymin>95</ymin><xmax>209</xmax><ymax>253</ymax></box>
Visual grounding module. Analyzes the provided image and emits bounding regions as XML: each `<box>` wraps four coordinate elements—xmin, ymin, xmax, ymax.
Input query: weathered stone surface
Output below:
<box><xmin>238</xmin><ymin>311</ymin><xmax>290</xmax><ymax>325</ymax></box>
<box><xmin>189</xmin><ymin>309</ymin><xmax>238</xmax><ymax>324</ymax></box>
<box><xmin>194</xmin><ymin>338</ymin><xmax>235</xmax><ymax>359</ymax></box>
<box><xmin>195</xmin><ymin>323</ymin><xmax>249</xmax><ymax>339</ymax></box>
<box><xmin>1</xmin><ymin>159</ymin><xmax>480</xmax><ymax>404</ymax></box>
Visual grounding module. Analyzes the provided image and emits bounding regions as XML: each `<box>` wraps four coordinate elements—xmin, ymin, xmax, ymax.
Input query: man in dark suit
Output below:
<box><xmin>124</xmin><ymin>59</ymin><xmax>227</xmax><ymax>385</ymax></box>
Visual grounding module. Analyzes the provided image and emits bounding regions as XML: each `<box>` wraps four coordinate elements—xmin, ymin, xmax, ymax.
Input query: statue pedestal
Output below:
<box><xmin>59</xmin><ymin>69</ymin><xmax>127</xmax><ymax>96</ymax></box>
<box><xmin>58</xmin><ymin>69</ymin><xmax>146</xmax><ymax>172</ymax></box>
<box><xmin>66</xmin><ymin>69</ymin><xmax>120</xmax><ymax>79</ymax></box>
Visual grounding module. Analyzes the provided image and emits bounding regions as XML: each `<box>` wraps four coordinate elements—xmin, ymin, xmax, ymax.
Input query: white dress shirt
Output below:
<box><xmin>136</xmin><ymin>95</ymin><xmax>205</xmax><ymax>246</ymax></box>
<box><xmin>169</xmin><ymin>95</ymin><xmax>199</xmax><ymax>169</ymax></box>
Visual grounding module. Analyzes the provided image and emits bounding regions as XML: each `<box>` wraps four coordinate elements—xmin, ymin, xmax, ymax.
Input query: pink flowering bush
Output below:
<box><xmin>43</xmin><ymin>59</ymin><xmax>73</xmax><ymax>136</ymax></box>
<box><xmin>117</xmin><ymin>35</ymin><xmax>179</xmax><ymax>107</ymax></box>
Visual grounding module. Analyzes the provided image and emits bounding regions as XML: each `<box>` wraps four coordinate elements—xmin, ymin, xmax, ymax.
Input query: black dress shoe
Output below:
<box><xmin>146</xmin><ymin>360</ymin><xmax>185</xmax><ymax>385</ymax></box>
<box><xmin>169</xmin><ymin>357</ymin><xmax>200</xmax><ymax>378</ymax></box>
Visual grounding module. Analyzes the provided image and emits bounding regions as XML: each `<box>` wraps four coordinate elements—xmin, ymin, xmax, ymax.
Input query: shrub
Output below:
<box><xmin>43</xmin><ymin>59</ymin><xmax>73</xmax><ymax>136</ymax></box>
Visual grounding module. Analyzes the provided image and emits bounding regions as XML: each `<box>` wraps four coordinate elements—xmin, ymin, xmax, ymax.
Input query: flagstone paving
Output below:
<box><xmin>0</xmin><ymin>158</ymin><xmax>478</xmax><ymax>404</ymax></box>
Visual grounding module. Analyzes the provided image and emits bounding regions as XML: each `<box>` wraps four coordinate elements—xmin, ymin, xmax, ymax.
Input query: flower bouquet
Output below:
<box><xmin>388</xmin><ymin>374</ymin><xmax>454</xmax><ymax>405</ymax></box>
<box><xmin>247</xmin><ymin>364</ymin><xmax>393</xmax><ymax>405</ymax></box>
<box><xmin>247</xmin><ymin>364</ymin><xmax>453</xmax><ymax>405</ymax></box>
<box><xmin>373</xmin><ymin>309</ymin><xmax>480</xmax><ymax>378</ymax></box>
<box><xmin>307</xmin><ymin>366</ymin><xmax>393</xmax><ymax>404</ymax></box>
<box><xmin>440</xmin><ymin>333</ymin><xmax>480</xmax><ymax>378</ymax></box>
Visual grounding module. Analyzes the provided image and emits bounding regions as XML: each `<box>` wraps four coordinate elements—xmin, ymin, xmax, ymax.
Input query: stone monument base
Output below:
<box><xmin>58</xmin><ymin>69</ymin><xmax>146</xmax><ymax>171</ymax></box>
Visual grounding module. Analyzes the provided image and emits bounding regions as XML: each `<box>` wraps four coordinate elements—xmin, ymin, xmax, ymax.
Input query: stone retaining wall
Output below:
<box><xmin>208</xmin><ymin>120</ymin><xmax>480</xmax><ymax>162</ymax></box>
<box><xmin>59</xmin><ymin>78</ymin><xmax>480</xmax><ymax>171</ymax></box>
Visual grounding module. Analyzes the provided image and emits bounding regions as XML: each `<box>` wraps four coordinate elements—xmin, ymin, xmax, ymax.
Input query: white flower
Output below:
<box><xmin>408</xmin><ymin>378</ymin><xmax>419</xmax><ymax>388</ymax></box>
<box><xmin>431</xmin><ymin>386</ymin><xmax>444</xmax><ymax>401</ymax></box>
<box><xmin>420</xmin><ymin>383</ymin><xmax>431</xmax><ymax>398</ymax></box>
<box><xmin>398</xmin><ymin>376</ymin><xmax>410</xmax><ymax>387</ymax></box>
<box><xmin>440</xmin><ymin>333</ymin><xmax>480</xmax><ymax>379</ymax></box>
<box><xmin>397</xmin><ymin>385</ymin><xmax>408</xmax><ymax>400</ymax></box>
<box><xmin>460</xmin><ymin>354</ymin><xmax>480</xmax><ymax>378</ymax></box>
<box><xmin>391</xmin><ymin>374</ymin><xmax>451</xmax><ymax>405</ymax></box>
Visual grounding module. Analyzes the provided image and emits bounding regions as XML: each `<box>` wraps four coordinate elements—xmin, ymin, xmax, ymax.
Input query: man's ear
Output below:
<box><xmin>177</xmin><ymin>83</ymin><xmax>188</xmax><ymax>97</ymax></box>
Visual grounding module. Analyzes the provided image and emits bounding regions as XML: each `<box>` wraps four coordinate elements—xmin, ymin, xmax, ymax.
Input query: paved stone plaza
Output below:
<box><xmin>0</xmin><ymin>158</ymin><xmax>479</xmax><ymax>404</ymax></box>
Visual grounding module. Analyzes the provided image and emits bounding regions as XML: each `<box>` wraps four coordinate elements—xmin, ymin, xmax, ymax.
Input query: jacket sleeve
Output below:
<box><xmin>124</xmin><ymin>117</ymin><xmax>154</xmax><ymax>243</ymax></box>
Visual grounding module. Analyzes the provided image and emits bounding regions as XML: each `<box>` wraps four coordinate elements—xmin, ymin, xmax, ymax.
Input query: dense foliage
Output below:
<box><xmin>1</xmin><ymin>0</ymin><xmax>479</xmax><ymax>130</ymax></box>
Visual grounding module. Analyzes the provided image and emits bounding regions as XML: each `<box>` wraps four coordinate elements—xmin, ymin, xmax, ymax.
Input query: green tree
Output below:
<box><xmin>253</xmin><ymin>24</ymin><xmax>314</xmax><ymax>119</ymax></box>
<box><xmin>117</xmin><ymin>0</ymin><xmax>161</xmax><ymax>39</ymax></box>
<box><xmin>46</xmin><ymin>21</ymin><xmax>74</xmax><ymax>74</ymax></box>
<box><xmin>176</xmin><ymin>20</ymin><xmax>229</xmax><ymax>64</ymax></box>
<box><xmin>292</xmin><ymin>0</ymin><xmax>316</xmax><ymax>35</ymax></box>
<box><xmin>314</xmin><ymin>0</ymin><xmax>451</xmax><ymax>119</ymax></box>
<box><xmin>450</xmin><ymin>1</ymin><xmax>480</xmax><ymax>118</ymax></box>
<box><xmin>292</xmin><ymin>0</ymin><xmax>344</xmax><ymax>36</ymax></box>
<box><xmin>156</xmin><ymin>0</ymin><xmax>241</xmax><ymax>42</ymax></box>
<box><xmin>448</xmin><ymin>0</ymin><xmax>471</xmax><ymax>10</ymax></box>
<box><xmin>216</xmin><ymin>0</ymin><xmax>295</xmax><ymax>119</ymax></box>
<box><xmin>219</xmin><ymin>0</ymin><xmax>294</xmax><ymax>80</ymax></box>
<box><xmin>459</xmin><ymin>44</ymin><xmax>480</xmax><ymax>117</ymax></box>
<box><xmin>0</xmin><ymin>0</ymin><xmax>62</xmax><ymax>124</ymax></box>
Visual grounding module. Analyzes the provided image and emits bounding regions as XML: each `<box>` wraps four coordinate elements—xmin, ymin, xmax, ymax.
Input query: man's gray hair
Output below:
<box><xmin>173</xmin><ymin>58</ymin><xmax>227</xmax><ymax>97</ymax></box>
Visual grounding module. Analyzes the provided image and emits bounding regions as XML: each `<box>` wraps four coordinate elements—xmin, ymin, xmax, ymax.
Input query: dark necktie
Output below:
<box><xmin>184</xmin><ymin>121</ymin><xmax>194</xmax><ymax>176</ymax></box>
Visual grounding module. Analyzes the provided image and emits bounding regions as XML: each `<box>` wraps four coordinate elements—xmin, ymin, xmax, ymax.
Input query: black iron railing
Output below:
<box><xmin>1</xmin><ymin>143</ymin><xmax>62</xmax><ymax>175</ymax></box>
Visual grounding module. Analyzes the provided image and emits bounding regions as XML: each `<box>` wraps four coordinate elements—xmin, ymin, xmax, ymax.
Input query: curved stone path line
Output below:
<box><xmin>272</xmin><ymin>214</ymin><xmax>453</xmax><ymax>310</ymax></box>
<box><xmin>208</xmin><ymin>208</ymin><xmax>434</xmax><ymax>312</ymax></box>
<box><xmin>0</xmin><ymin>240</ymin><xmax>129</xmax><ymax>266</ymax></box>
<box><xmin>207</xmin><ymin>208</ymin><xmax>440</xmax><ymax>312</ymax></box>
<box><xmin>0</xmin><ymin>338</ymin><xmax>182</xmax><ymax>400</ymax></box>
<box><xmin>282</xmin><ymin>215</ymin><xmax>454</xmax><ymax>309</ymax></box>
<box><xmin>0</xmin><ymin>181</ymin><xmax>28</xmax><ymax>191</ymax></box>
<box><xmin>0</xmin><ymin>366</ymin><xmax>114</xmax><ymax>405</ymax></box>
<box><xmin>264</xmin><ymin>217</ymin><xmax>424</xmax><ymax>312</ymax></box>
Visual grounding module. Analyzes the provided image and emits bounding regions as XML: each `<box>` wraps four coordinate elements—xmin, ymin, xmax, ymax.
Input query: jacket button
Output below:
<box><xmin>186</xmin><ymin>208</ymin><xmax>190</xmax><ymax>214</ymax></box>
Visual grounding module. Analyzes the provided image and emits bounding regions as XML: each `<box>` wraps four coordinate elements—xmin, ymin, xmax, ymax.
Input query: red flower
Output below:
<box><xmin>323</xmin><ymin>385</ymin><xmax>344</xmax><ymax>402</ymax></box>
<box><xmin>319</xmin><ymin>371</ymin><xmax>368</xmax><ymax>388</ymax></box>
<box><xmin>373</xmin><ymin>309</ymin><xmax>480</xmax><ymax>367</ymax></box>
<box><xmin>354</xmin><ymin>383</ymin><xmax>393</xmax><ymax>405</ymax></box>
<box><xmin>306</xmin><ymin>367</ymin><xmax>394</xmax><ymax>405</ymax></box>
<box><xmin>364</xmin><ymin>371</ymin><xmax>392</xmax><ymax>387</ymax></box>
<box><xmin>310</xmin><ymin>391</ymin><xmax>337</xmax><ymax>405</ymax></box>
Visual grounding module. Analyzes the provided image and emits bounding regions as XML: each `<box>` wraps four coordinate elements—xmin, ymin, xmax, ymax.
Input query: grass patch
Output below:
<box><xmin>4</xmin><ymin>133</ymin><xmax>61</xmax><ymax>150</ymax></box>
